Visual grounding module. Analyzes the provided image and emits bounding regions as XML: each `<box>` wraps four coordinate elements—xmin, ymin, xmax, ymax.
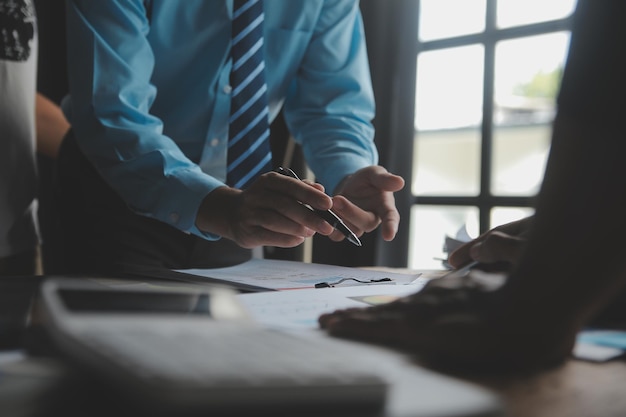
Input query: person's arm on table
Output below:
<box><xmin>320</xmin><ymin>0</ymin><xmax>626</xmax><ymax>373</ymax></box>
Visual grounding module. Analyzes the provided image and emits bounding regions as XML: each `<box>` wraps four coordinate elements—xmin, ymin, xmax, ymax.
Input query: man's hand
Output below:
<box><xmin>447</xmin><ymin>216</ymin><xmax>534</xmax><ymax>269</ymax></box>
<box><xmin>195</xmin><ymin>171</ymin><xmax>336</xmax><ymax>248</ymax></box>
<box><xmin>319</xmin><ymin>269</ymin><xmax>575</xmax><ymax>373</ymax></box>
<box><xmin>330</xmin><ymin>166</ymin><xmax>405</xmax><ymax>242</ymax></box>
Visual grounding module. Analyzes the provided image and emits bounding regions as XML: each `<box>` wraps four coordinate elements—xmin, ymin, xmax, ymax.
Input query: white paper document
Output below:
<box><xmin>176</xmin><ymin>259</ymin><xmax>423</xmax><ymax>291</ymax></box>
<box><xmin>237</xmin><ymin>283</ymin><xmax>426</xmax><ymax>331</ymax></box>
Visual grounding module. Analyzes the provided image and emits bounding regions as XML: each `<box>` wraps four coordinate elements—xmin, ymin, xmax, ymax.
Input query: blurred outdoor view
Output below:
<box><xmin>409</xmin><ymin>0</ymin><xmax>577</xmax><ymax>269</ymax></box>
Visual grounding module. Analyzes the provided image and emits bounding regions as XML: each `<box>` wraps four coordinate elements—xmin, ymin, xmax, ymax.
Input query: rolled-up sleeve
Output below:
<box><xmin>283</xmin><ymin>0</ymin><xmax>377</xmax><ymax>195</ymax></box>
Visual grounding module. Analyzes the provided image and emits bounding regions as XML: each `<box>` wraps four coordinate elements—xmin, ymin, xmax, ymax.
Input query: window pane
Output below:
<box><xmin>409</xmin><ymin>205</ymin><xmax>478</xmax><ymax>270</ymax></box>
<box><xmin>497</xmin><ymin>0</ymin><xmax>577</xmax><ymax>29</ymax></box>
<box><xmin>491</xmin><ymin>207</ymin><xmax>534</xmax><ymax>228</ymax></box>
<box><xmin>419</xmin><ymin>0</ymin><xmax>486</xmax><ymax>41</ymax></box>
<box><xmin>494</xmin><ymin>33</ymin><xmax>569</xmax><ymax>124</ymax></box>
<box><xmin>492</xmin><ymin>33</ymin><xmax>569</xmax><ymax>196</ymax></box>
<box><xmin>492</xmin><ymin>125</ymin><xmax>551</xmax><ymax>195</ymax></box>
<box><xmin>415</xmin><ymin>45</ymin><xmax>484</xmax><ymax>131</ymax></box>
<box><xmin>413</xmin><ymin>129</ymin><xmax>480</xmax><ymax>196</ymax></box>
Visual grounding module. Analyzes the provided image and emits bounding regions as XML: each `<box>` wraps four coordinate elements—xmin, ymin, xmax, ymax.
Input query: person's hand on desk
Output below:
<box><xmin>330</xmin><ymin>166</ymin><xmax>405</xmax><ymax>242</ymax></box>
<box><xmin>319</xmin><ymin>0</ymin><xmax>626</xmax><ymax>378</ymax></box>
<box><xmin>318</xmin><ymin>269</ymin><xmax>576</xmax><ymax>374</ymax></box>
<box><xmin>319</xmin><ymin>213</ymin><xmax>575</xmax><ymax>374</ymax></box>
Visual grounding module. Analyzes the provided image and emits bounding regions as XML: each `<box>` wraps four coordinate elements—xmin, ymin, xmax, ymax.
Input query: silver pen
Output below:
<box><xmin>276</xmin><ymin>167</ymin><xmax>362</xmax><ymax>247</ymax></box>
<box><xmin>441</xmin><ymin>260</ymin><xmax>480</xmax><ymax>280</ymax></box>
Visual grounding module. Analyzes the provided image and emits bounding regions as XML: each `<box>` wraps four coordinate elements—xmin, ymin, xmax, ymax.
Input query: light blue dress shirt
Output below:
<box><xmin>63</xmin><ymin>0</ymin><xmax>377</xmax><ymax>239</ymax></box>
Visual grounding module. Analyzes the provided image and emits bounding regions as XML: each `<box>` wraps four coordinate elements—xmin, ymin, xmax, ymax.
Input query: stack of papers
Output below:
<box><xmin>177</xmin><ymin>259</ymin><xmax>626</xmax><ymax>363</ymax></box>
<box><xmin>177</xmin><ymin>259</ymin><xmax>426</xmax><ymax>291</ymax></box>
<box><xmin>237</xmin><ymin>284</ymin><xmax>425</xmax><ymax>331</ymax></box>
<box><xmin>176</xmin><ymin>259</ymin><xmax>429</xmax><ymax>332</ymax></box>
<box><xmin>574</xmin><ymin>330</ymin><xmax>626</xmax><ymax>362</ymax></box>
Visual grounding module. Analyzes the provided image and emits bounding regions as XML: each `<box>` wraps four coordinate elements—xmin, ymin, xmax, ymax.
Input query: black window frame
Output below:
<box><xmin>364</xmin><ymin>0</ymin><xmax>575</xmax><ymax>267</ymax></box>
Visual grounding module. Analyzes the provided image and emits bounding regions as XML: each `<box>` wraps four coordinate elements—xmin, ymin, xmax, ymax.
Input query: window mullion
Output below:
<box><xmin>479</xmin><ymin>0</ymin><xmax>497</xmax><ymax>233</ymax></box>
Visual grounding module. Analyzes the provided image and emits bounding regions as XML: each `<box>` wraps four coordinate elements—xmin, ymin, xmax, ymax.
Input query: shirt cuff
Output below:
<box><xmin>147</xmin><ymin>168</ymin><xmax>225</xmax><ymax>240</ymax></box>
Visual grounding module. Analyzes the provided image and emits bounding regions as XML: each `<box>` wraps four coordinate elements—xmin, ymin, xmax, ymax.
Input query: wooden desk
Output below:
<box><xmin>3</xmin><ymin>272</ymin><xmax>625</xmax><ymax>417</ymax></box>
<box><xmin>1</xmin><ymin>355</ymin><xmax>624</xmax><ymax>417</ymax></box>
<box><xmin>363</xmin><ymin>267</ymin><xmax>626</xmax><ymax>417</ymax></box>
<box><xmin>463</xmin><ymin>360</ymin><xmax>626</xmax><ymax>417</ymax></box>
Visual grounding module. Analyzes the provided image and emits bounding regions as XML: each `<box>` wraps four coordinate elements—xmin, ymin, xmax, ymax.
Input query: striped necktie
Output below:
<box><xmin>226</xmin><ymin>0</ymin><xmax>272</xmax><ymax>189</ymax></box>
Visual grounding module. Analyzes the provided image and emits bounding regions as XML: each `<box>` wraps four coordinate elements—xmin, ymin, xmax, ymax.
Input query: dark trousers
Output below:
<box><xmin>0</xmin><ymin>249</ymin><xmax>39</xmax><ymax>276</ymax></box>
<box><xmin>56</xmin><ymin>131</ymin><xmax>251</xmax><ymax>275</ymax></box>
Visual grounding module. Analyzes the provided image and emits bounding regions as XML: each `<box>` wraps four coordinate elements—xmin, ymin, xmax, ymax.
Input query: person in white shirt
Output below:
<box><xmin>0</xmin><ymin>0</ymin><xmax>68</xmax><ymax>275</ymax></box>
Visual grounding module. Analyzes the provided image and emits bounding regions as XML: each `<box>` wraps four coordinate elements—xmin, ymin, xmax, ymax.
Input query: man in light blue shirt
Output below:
<box><xmin>57</xmin><ymin>0</ymin><xmax>404</xmax><ymax>272</ymax></box>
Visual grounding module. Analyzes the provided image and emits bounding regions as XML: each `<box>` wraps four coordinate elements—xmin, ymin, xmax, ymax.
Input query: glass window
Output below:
<box><xmin>397</xmin><ymin>1</ymin><xmax>575</xmax><ymax>270</ymax></box>
<box><xmin>492</xmin><ymin>32</ymin><xmax>570</xmax><ymax>195</ymax></box>
<box><xmin>490</xmin><ymin>207</ymin><xmax>535</xmax><ymax>228</ymax></box>
<box><xmin>494</xmin><ymin>32</ymin><xmax>570</xmax><ymax>124</ymax></box>
<box><xmin>413</xmin><ymin>129</ymin><xmax>480</xmax><ymax>196</ymax></box>
<box><xmin>415</xmin><ymin>45</ymin><xmax>484</xmax><ymax>131</ymax></box>
<box><xmin>409</xmin><ymin>205</ymin><xmax>479</xmax><ymax>269</ymax></box>
<box><xmin>414</xmin><ymin>45</ymin><xmax>483</xmax><ymax>196</ymax></box>
<box><xmin>497</xmin><ymin>0</ymin><xmax>577</xmax><ymax>29</ymax></box>
<box><xmin>491</xmin><ymin>125</ymin><xmax>551</xmax><ymax>196</ymax></box>
<box><xmin>419</xmin><ymin>0</ymin><xmax>486</xmax><ymax>41</ymax></box>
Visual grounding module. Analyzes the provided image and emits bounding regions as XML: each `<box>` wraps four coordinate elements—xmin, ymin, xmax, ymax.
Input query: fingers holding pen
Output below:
<box><xmin>248</xmin><ymin>172</ymin><xmax>335</xmax><ymax>236</ymax></box>
<box><xmin>196</xmin><ymin>174</ymin><xmax>334</xmax><ymax>248</ymax></box>
<box><xmin>200</xmin><ymin>170</ymin><xmax>367</xmax><ymax>248</ymax></box>
<box><xmin>327</xmin><ymin>195</ymin><xmax>380</xmax><ymax>242</ymax></box>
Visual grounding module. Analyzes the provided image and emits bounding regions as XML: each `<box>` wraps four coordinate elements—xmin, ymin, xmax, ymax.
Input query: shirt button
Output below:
<box><xmin>210</xmin><ymin>138</ymin><xmax>220</xmax><ymax>147</ymax></box>
<box><xmin>223</xmin><ymin>85</ymin><xmax>232</xmax><ymax>94</ymax></box>
<box><xmin>169</xmin><ymin>212</ymin><xmax>180</xmax><ymax>224</ymax></box>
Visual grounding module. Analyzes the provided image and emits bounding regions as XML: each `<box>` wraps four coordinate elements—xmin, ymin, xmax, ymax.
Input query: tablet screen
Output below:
<box><xmin>58</xmin><ymin>289</ymin><xmax>211</xmax><ymax>315</ymax></box>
